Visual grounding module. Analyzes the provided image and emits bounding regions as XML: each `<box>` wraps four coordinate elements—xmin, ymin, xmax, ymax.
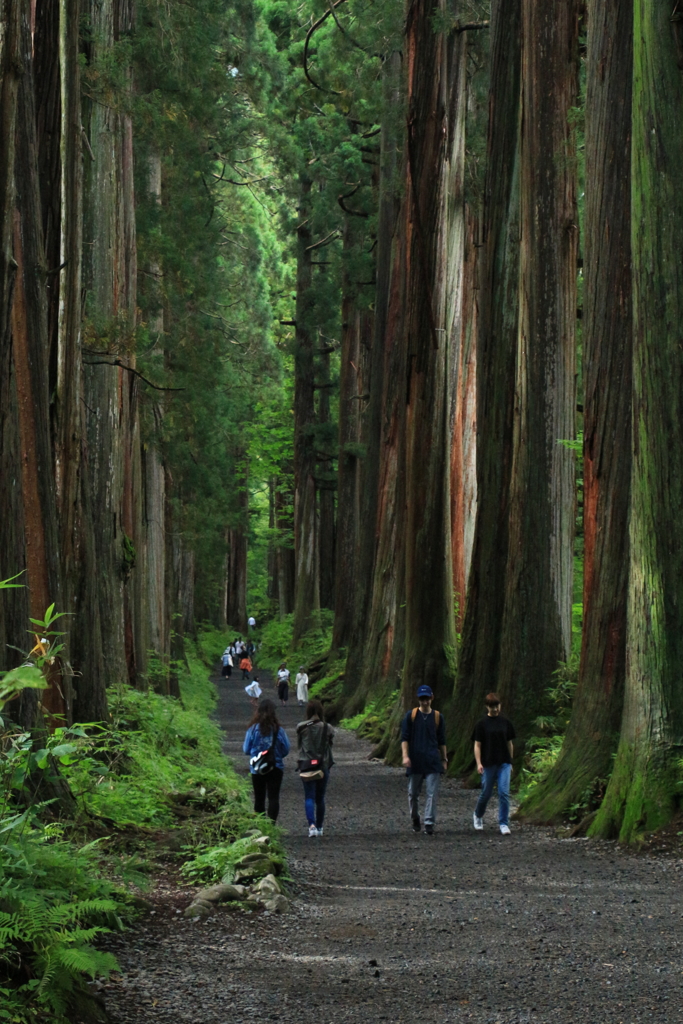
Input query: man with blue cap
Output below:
<box><xmin>400</xmin><ymin>684</ymin><xmax>448</xmax><ymax>835</ymax></box>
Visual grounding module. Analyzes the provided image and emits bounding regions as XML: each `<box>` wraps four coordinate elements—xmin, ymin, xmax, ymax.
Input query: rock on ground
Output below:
<box><xmin>99</xmin><ymin>670</ymin><xmax>683</xmax><ymax>1024</ymax></box>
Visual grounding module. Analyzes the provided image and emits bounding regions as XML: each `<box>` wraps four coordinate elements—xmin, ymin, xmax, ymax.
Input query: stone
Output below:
<box><xmin>233</xmin><ymin>855</ymin><xmax>277</xmax><ymax>882</ymax></box>
<box><xmin>195</xmin><ymin>883</ymin><xmax>247</xmax><ymax>904</ymax></box>
<box><xmin>184</xmin><ymin>901</ymin><xmax>212</xmax><ymax>919</ymax></box>
<box><xmin>252</xmin><ymin>874</ymin><xmax>281</xmax><ymax>896</ymax></box>
<box><xmin>262</xmin><ymin>895</ymin><xmax>289</xmax><ymax>914</ymax></box>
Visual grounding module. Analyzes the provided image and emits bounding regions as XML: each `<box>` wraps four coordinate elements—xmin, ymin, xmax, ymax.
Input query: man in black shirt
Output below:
<box><xmin>472</xmin><ymin>692</ymin><xmax>515</xmax><ymax>835</ymax></box>
<box><xmin>400</xmin><ymin>684</ymin><xmax>448</xmax><ymax>835</ymax></box>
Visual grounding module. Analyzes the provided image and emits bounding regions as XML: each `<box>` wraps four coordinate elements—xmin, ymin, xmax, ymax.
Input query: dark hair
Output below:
<box><xmin>485</xmin><ymin>692</ymin><xmax>501</xmax><ymax>707</ymax></box>
<box><xmin>306</xmin><ymin>698</ymin><xmax>325</xmax><ymax>720</ymax></box>
<box><xmin>249</xmin><ymin>699</ymin><xmax>279</xmax><ymax>734</ymax></box>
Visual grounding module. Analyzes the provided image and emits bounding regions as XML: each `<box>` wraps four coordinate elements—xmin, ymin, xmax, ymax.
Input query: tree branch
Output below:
<box><xmin>303</xmin><ymin>0</ymin><xmax>349</xmax><ymax>94</ymax></box>
<box><xmin>305</xmin><ymin>229</ymin><xmax>341</xmax><ymax>252</ymax></box>
<box><xmin>83</xmin><ymin>359</ymin><xmax>185</xmax><ymax>391</ymax></box>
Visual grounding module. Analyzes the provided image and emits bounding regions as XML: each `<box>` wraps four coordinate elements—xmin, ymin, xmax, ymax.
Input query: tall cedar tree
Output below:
<box><xmin>521</xmin><ymin>0</ymin><xmax>632</xmax><ymax>822</ymax></box>
<box><xmin>591</xmin><ymin>1</ymin><xmax>683</xmax><ymax>841</ymax></box>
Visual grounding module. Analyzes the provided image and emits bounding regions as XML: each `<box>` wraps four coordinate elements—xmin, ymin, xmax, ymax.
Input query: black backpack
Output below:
<box><xmin>250</xmin><ymin>727</ymin><xmax>279</xmax><ymax>775</ymax></box>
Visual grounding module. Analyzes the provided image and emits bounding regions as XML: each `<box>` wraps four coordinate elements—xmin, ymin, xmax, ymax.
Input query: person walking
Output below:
<box><xmin>296</xmin><ymin>699</ymin><xmax>334</xmax><ymax>837</ymax></box>
<box><xmin>243</xmin><ymin>699</ymin><xmax>290</xmax><ymax>822</ymax></box>
<box><xmin>277</xmin><ymin>663</ymin><xmax>290</xmax><ymax>706</ymax></box>
<box><xmin>472</xmin><ymin>692</ymin><xmax>516</xmax><ymax>835</ymax></box>
<box><xmin>240</xmin><ymin>654</ymin><xmax>253</xmax><ymax>680</ymax></box>
<box><xmin>295</xmin><ymin>666</ymin><xmax>309</xmax><ymax>706</ymax></box>
<box><xmin>221</xmin><ymin>648</ymin><xmax>233</xmax><ymax>679</ymax></box>
<box><xmin>400</xmin><ymin>684</ymin><xmax>447</xmax><ymax>835</ymax></box>
<box><xmin>248</xmin><ymin>615</ymin><xmax>256</xmax><ymax>631</ymax></box>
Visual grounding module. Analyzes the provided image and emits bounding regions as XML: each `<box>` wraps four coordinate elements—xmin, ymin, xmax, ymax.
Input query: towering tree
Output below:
<box><xmin>521</xmin><ymin>0</ymin><xmax>632</xmax><ymax>822</ymax></box>
<box><xmin>591</xmin><ymin>0</ymin><xmax>683</xmax><ymax>841</ymax></box>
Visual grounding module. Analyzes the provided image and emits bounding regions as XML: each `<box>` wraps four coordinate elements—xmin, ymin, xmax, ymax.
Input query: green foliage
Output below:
<box><xmin>516</xmin><ymin>653</ymin><xmax>580</xmax><ymax>802</ymax></box>
<box><xmin>180</xmin><ymin>828</ymin><xmax>284</xmax><ymax>885</ymax></box>
<box><xmin>0</xmin><ymin>830</ymin><xmax>126</xmax><ymax>1023</ymax></box>
<box><xmin>64</xmin><ymin>647</ymin><xmax>248</xmax><ymax>828</ymax></box>
<box><xmin>258</xmin><ymin>611</ymin><xmax>334</xmax><ymax>673</ymax></box>
<box><xmin>340</xmin><ymin>690</ymin><xmax>399</xmax><ymax>744</ymax></box>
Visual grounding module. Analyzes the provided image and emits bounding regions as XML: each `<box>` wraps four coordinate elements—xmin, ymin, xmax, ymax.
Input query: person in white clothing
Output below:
<box><xmin>295</xmin><ymin>666</ymin><xmax>309</xmax><ymax>706</ymax></box>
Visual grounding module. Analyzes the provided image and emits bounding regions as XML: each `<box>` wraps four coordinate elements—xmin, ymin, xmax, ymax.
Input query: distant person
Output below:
<box><xmin>245</xmin><ymin>677</ymin><xmax>262</xmax><ymax>707</ymax></box>
<box><xmin>240</xmin><ymin>654</ymin><xmax>253</xmax><ymax>680</ymax></box>
<box><xmin>277</xmin><ymin>663</ymin><xmax>290</xmax><ymax>706</ymax></box>
<box><xmin>248</xmin><ymin>615</ymin><xmax>256</xmax><ymax>630</ymax></box>
<box><xmin>472</xmin><ymin>692</ymin><xmax>516</xmax><ymax>835</ymax></box>
<box><xmin>296</xmin><ymin>699</ymin><xmax>334</xmax><ymax>837</ymax></box>
<box><xmin>246</xmin><ymin>640</ymin><xmax>256</xmax><ymax>661</ymax></box>
<box><xmin>243</xmin><ymin>699</ymin><xmax>290</xmax><ymax>822</ymax></box>
<box><xmin>221</xmin><ymin>648</ymin><xmax>233</xmax><ymax>679</ymax></box>
<box><xmin>295</xmin><ymin>666</ymin><xmax>309</xmax><ymax>707</ymax></box>
<box><xmin>400</xmin><ymin>684</ymin><xmax>447</xmax><ymax>835</ymax></box>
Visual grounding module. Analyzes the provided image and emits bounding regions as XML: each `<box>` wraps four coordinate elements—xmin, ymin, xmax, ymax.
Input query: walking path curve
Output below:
<box><xmin>101</xmin><ymin>668</ymin><xmax>683</xmax><ymax>1024</ymax></box>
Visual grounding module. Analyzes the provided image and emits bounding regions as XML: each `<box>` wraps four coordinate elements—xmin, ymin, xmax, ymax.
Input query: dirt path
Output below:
<box><xmin>100</xmin><ymin>669</ymin><xmax>683</xmax><ymax>1024</ymax></box>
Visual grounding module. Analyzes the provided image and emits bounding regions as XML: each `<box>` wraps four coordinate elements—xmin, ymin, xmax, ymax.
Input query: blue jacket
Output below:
<box><xmin>243</xmin><ymin>725</ymin><xmax>290</xmax><ymax>773</ymax></box>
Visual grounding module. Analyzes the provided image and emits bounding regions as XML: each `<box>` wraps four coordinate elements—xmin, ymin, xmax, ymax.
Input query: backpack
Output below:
<box><xmin>298</xmin><ymin>723</ymin><xmax>328</xmax><ymax>780</ymax></box>
<box><xmin>250</xmin><ymin>727</ymin><xmax>279</xmax><ymax>775</ymax></box>
<box><xmin>410</xmin><ymin>707</ymin><xmax>440</xmax><ymax>726</ymax></box>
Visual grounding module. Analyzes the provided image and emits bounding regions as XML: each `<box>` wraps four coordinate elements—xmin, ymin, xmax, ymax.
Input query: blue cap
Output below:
<box><xmin>417</xmin><ymin>685</ymin><xmax>433</xmax><ymax>698</ymax></box>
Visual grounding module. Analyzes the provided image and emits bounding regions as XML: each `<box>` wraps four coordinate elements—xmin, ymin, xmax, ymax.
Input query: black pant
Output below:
<box><xmin>251</xmin><ymin>768</ymin><xmax>283</xmax><ymax>822</ymax></box>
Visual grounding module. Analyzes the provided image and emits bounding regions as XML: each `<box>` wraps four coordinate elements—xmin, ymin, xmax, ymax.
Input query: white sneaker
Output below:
<box><xmin>500</xmin><ymin>824</ymin><xmax>511</xmax><ymax>835</ymax></box>
<box><xmin>308</xmin><ymin>824</ymin><xmax>319</xmax><ymax>837</ymax></box>
<box><xmin>317</xmin><ymin>827</ymin><xmax>323</xmax><ymax>836</ymax></box>
<box><xmin>473</xmin><ymin>813</ymin><xmax>484</xmax><ymax>831</ymax></box>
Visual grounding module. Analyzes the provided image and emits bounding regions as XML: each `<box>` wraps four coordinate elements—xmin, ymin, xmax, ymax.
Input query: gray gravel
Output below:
<box><xmin>98</xmin><ymin>671</ymin><xmax>683</xmax><ymax>1024</ymax></box>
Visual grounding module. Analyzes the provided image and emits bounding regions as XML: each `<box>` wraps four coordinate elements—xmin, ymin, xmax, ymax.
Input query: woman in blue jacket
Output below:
<box><xmin>243</xmin><ymin>699</ymin><xmax>290</xmax><ymax>822</ymax></box>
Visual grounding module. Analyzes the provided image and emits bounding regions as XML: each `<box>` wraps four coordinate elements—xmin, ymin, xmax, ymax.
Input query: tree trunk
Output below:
<box><xmin>317</xmin><ymin>347</ymin><xmax>336</xmax><ymax>611</ymax></box>
<box><xmin>81</xmin><ymin>0</ymin><xmax>137</xmax><ymax>693</ymax></box>
<box><xmin>0</xmin><ymin>0</ymin><xmax>29</xmax><ymax>690</ymax></box>
<box><xmin>275</xmin><ymin>470</ymin><xmax>295</xmax><ymax>619</ymax></box>
<box><xmin>400</xmin><ymin>0</ymin><xmax>466</xmax><ymax>716</ymax></box>
<box><xmin>226</xmin><ymin>455</ymin><xmax>248</xmax><ymax>633</ymax></box>
<box><xmin>292</xmin><ymin>176</ymin><xmax>320</xmax><ymax>642</ymax></box>
<box><xmin>341</xmin><ymin>50</ymin><xmax>403</xmax><ymax>713</ymax></box>
<box><xmin>521</xmin><ymin>0</ymin><xmax>632</xmax><ymax>822</ymax></box>
<box><xmin>495</xmin><ymin>0</ymin><xmax>578</xmax><ymax>735</ymax></box>
<box><xmin>12</xmin><ymin>0</ymin><xmax>66</xmax><ymax>721</ymax></box>
<box><xmin>450</xmin><ymin>206</ymin><xmax>478</xmax><ymax>633</ymax></box>
<box><xmin>449</xmin><ymin>0</ymin><xmax>522</xmax><ymax>769</ymax></box>
<box><xmin>591</xmin><ymin>1</ymin><xmax>683</xmax><ymax>841</ymax></box>
<box><xmin>332</xmin><ymin>223</ymin><xmax>372</xmax><ymax>649</ymax></box>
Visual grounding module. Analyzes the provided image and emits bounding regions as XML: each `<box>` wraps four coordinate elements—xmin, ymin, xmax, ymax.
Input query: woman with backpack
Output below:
<box><xmin>296</xmin><ymin>699</ymin><xmax>334</xmax><ymax>837</ymax></box>
<box><xmin>242</xmin><ymin>699</ymin><xmax>290</xmax><ymax>822</ymax></box>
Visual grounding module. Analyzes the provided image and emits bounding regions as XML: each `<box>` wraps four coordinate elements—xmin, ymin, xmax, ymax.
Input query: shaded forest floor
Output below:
<box><xmin>98</xmin><ymin>668</ymin><xmax>683</xmax><ymax>1024</ymax></box>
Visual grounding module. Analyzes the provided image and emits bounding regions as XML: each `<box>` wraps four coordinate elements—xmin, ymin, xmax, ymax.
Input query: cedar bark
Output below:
<box><xmin>11</xmin><ymin>0</ymin><xmax>66</xmax><ymax>720</ymax></box>
<box><xmin>450</xmin><ymin>0</ymin><xmax>522</xmax><ymax>768</ymax></box>
<box><xmin>317</xmin><ymin>346</ymin><xmax>336</xmax><ymax>611</ymax></box>
<box><xmin>275</xmin><ymin>473</ymin><xmax>295</xmax><ymax>619</ymax></box>
<box><xmin>0</xmin><ymin>1</ymin><xmax>27</xmax><ymax>683</ymax></box>
<box><xmin>450</xmin><ymin>207</ymin><xmax>478</xmax><ymax>632</ymax></box>
<box><xmin>81</xmin><ymin>0</ymin><xmax>138</xmax><ymax>693</ymax></box>
<box><xmin>591</xmin><ymin>0</ymin><xmax>683</xmax><ymax>841</ymax></box>
<box><xmin>292</xmin><ymin>176</ymin><xmax>320</xmax><ymax>641</ymax></box>
<box><xmin>341</xmin><ymin>50</ymin><xmax>403</xmax><ymax>714</ymax></box>
<box><xmin>521</xmin><ymin>0</ymin><xmax>632</xmax><ymax>821</ymax></box>
<box><xmin>400</xmin><ymin>0</ymin><xmax>465</xmax><ymax>713</ymax></box>
<box><xmin>226</xmin><ymin>455</ymin><xmax>248</xmax><ymax>634</ymax></box>
<box><xmin>495</xmin><ymin>0</ymin><xmax>578</xmax><ymax>734</ymax></box>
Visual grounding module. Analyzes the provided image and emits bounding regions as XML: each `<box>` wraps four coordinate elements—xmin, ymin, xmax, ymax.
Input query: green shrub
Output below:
<box><xmin>0</xmin><ymin>829</ymin><xmax>126</xmax><ymax>1024</ymax></box>
<box><xmin>258</xmin><ymin>611</ymin><xmax>334</xmax><ymax>674</ymax></box>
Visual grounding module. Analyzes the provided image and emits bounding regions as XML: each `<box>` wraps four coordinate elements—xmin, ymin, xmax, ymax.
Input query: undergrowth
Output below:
<box><xmin>516</xmin><ymin>651</ymin><xmax>579</xmax><ymax>802</ymax></box>
<box><xmin>340</xmin><ymin>689</ymin><xmax>400</xmax><ymax>745</ymax></box>
<box><xmin>258</xmin><ymin>611</ymin><xmax>334</xmax><ymax>675</ymax></box>
<box><xmin>0</xmin><ymin>593</ymin><xmax>284</xmax><ymax>1024</ymax></box>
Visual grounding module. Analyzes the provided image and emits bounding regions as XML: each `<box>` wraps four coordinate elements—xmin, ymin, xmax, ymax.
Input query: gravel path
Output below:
<box><xmin>99</xmin><ymin>669</ymin><xmax>683</xmax><ymax>1024</ymax></box>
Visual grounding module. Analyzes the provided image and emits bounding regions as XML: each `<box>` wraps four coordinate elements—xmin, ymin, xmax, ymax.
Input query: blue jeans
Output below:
<box><xmin>474</xmin><ymin>763</ymin><xmax>511</xmax><ymax>826</ymax></box>
<box><xmin>408</xmin><ymin>772</ymin><xmax>441</xmax><ymax>825</ymax></box>
<box><xmin>302</xmin><ymin>770</ymin><xmax>329</xmax><ymax>828</ymax></box>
